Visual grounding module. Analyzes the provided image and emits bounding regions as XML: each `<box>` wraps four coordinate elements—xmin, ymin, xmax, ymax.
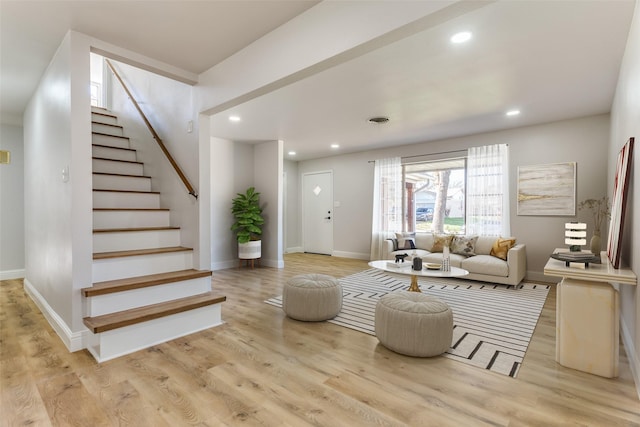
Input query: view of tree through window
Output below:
<box><xmin>402</xmin><ymin>158</ymin><xmax>466</xmax><ymax>234</ymax></box>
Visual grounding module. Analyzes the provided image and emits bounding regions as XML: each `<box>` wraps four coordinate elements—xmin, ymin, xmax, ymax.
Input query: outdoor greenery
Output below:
<box><xmin>231</xmin><ymin>187</ymin><xmax>265</xmax><ymax>244</ymax></box>
<box><xmin>416</xmin><ymin>217</ymin><xmax>465</xmax><ymax>234</ymax></box>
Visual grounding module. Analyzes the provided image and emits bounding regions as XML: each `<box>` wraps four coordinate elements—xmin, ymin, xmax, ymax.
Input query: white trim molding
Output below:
<box><xmin>620</xmin><ymin>316</ymin><xmax>640</xmax><ymax>400</ymax></box>
<box><xmin>23</xmin><ymin>279</ymin><xmax>86</xmax><ymax>352</ymax></box>
<box><xmin>0</xmin><ymin>269</ymin><xmax>25</xmax><ymax>280</ymax></box>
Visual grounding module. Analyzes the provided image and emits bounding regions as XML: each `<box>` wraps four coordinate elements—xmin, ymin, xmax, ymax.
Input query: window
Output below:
<box><xmin>402</xmin><ymin>158</ymin><xmax>466</xmax><ymax>234</ymax></box>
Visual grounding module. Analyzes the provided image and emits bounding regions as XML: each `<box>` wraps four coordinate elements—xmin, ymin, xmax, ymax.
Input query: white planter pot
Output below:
<box><xmin>238</xmin><ymin>240</ymin><xmax>261</xmax><ymax>259</ymax></box>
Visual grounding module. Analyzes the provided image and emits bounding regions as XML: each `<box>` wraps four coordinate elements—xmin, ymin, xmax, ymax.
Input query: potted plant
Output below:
<box><xmin>578</xmin><ymin>196</ymin><xmax>610</xmax><ymax>254</ymax></box>
<box><xmin>231</xmin><ymin>187</ymin><xmax>265</xmax><ymax>260</ymax></box>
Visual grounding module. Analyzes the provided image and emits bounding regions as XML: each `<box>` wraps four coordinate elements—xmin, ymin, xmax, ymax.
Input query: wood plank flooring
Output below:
<box><xmin>2</xmin><ymin>253</ymin><xmax>639</xmax><ymax>426</ymax></box>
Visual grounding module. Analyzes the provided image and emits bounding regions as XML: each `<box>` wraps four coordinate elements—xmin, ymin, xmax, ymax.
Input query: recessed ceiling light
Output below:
<box><xmin>331</xmin><ymin>144</ymin><xmax>340</xmax><ymax>149</ymax></box>
<box><xmin>368</xmin><ymin>117</ymin><xmax>389</xmax><ymax>124</ymax></box>
<box><xmin>506</xmin><ymin>109</ymin><xmax>521</xmax><ymax>116</ymax></box>
<box><xmin>451</xmin><ymin>31</ymin><xmax>472</xmax><ymax>44</ymax></box>
<box><xmin>229</xmin><ymin>115</ymin><xmax>241</xmax><ymax>122</ymax></box>
<box><xmin>288</xmin><ymin>151</ymin><xmax>296</xmax><ymax>156</ymax></box>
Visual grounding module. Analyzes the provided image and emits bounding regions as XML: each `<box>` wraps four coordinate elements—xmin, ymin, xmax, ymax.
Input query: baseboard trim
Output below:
<box><xmin>620</xmin><ymin>316</ymin><xmax>640</xmax><ymax>400</ymax></box>
<box><xmin>0</xmin><ymin>269</ymin><xmax>25</xmax><ymax>280</ymax></box>
<box><xmin>332</xmin><ymin>251</ymin><xmax>370</xmax><ymax>260</ymax></box>
<box><xmin>285</xmin><ymin>247</ymin><xmax>303</xmax><ymax>253</ymax></box>
<box><xmin>23</xmin><ymin>279</ymin><xmax>86</xmax><ymax>352</ymax></box>
<box><xmin>527</xmin><ymin>270</ymin><xmax>557</xmax><ymax>283</ymax></box>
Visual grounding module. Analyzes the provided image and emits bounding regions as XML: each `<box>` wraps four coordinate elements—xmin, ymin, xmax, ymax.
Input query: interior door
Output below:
<box><xmin>303</xmin><ymin>171</ymin><xmax>333</xmax><ymax>255</ymax></box>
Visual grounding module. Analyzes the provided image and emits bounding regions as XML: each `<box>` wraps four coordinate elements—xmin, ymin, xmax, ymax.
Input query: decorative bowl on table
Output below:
<box><xmin>425</xmin><ymin>263</ymin><xmax>442</xmax><ymax>270</ymax></box>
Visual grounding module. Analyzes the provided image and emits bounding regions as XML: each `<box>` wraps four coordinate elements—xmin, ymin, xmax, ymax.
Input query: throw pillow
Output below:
<box><xmin>395</xmin><ymin>232</ymin><xmax>416</xmax><ymax>250</ymax></box>
<box><xmin>431</xmin><ymin>234</ymin><xmax>453</xmax><ymax>253</ymax></box>
<box><xmin>490</xmin><ymin>237</ymin><xmax>516</xmax><ymax>260</ymax></box>
<box><xmin>451</xmin><ymin>235</ymin><xmax>478</xmax><ymax>257</ymax></box>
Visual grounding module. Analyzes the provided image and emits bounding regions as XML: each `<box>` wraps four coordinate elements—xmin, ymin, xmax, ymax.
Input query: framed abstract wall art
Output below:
<box><xmin>607</xmin><ymin>137</ymin><xmax>634</xmax><ymax>269</ymax></box>
<box><xmin>517</xmin><ymin>162</ymin><xmax>576</xmax><ymax>216</ymax></box>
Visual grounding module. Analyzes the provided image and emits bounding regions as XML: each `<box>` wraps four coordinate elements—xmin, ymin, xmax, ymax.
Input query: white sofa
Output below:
<box><xmin>383</xmin><ymin>233</ymin><xmax>526</xmax><ymax>287</ymax></box>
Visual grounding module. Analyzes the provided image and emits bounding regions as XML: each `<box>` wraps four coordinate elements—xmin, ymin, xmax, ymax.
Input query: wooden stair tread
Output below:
<box><xmin>93</xmin><ymin>246</ymin><xmax>191</xmax><ymax>260</ymax></box>
<box><xmin>93</xmin><ymin>208</ymin><xmax>169</xmax><ymax>212</ymax></box>
<box><xmin>93</xmin><ymin>189</ymin><xmax>160</xmax><ymax>194</ymax></box>
<box><xmin>82</xmin><ymin>269</ymin><xmax>212</xmax><ymax>297</ymax></box>
<box><xmin>93</xmin><ymin>172</ymin><xmax>151</xmax><ymax>178</ymax></box>
<box><xmin>92</xmin><ymin>143</ymin><xmax>135</xmax><ymax>152</ymax></box>
<box><xmin>93</xmin><ymin>226</ymin><xmax>179</xmax><ymax>233</ymax></box>
<box><xmin>91</xmin><ymin>121</ymin><xmax>122</xmax><ymax>129</ymax></box>
<box><xmin>92</xmin><ymin>131</ymin><xmax>129</xmax><ymax>140</ymax></box>
<box><xmin>93</xmin><ymin>157</ymin><xmax>143</xmax><ymax>165</ymax></box>
<box><xmin>83</xmin><ymin>291</ymin><xmax>226</xmax><ymax>333</ymax></box>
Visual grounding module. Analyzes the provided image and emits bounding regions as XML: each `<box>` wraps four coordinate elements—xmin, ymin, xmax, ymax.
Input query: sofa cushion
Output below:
<box><xmin>395</xmin><ymin>232</ymin><xmax>416</xmax><ymax>250</ymax></box>
<box><xmin>451</xmin><ymin>235</ymin><xmax>478</xmax><ymax>257</ymax></box>
<box><xmin>490</xmin><ymin>237</ymin><xmax>517</xmax><ymax>260</ymax></box>
<box><xmin>431</xmin><ymin>234</ymin><xmax>454</xmax><ymax>253</ymax></box>
<box><xmin>462</xmin><ymin>254</ymin><xmax>509</xmax><ymax>277</ymax></box>
<box><xmin>414</xmin><ymin>233</ymin><xmax>433</xmax><ymax>250</ymax></box>
<box><xmin>474</xmin><ymin>236</ymin><xmax>496</xmax><ymax>255</ymax></box>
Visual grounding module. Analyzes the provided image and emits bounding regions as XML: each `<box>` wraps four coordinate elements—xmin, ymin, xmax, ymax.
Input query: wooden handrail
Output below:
<box><xmin>105</xmin><ymin>59</ymin><xmax>198</xmax><ymax>199</ymax></box>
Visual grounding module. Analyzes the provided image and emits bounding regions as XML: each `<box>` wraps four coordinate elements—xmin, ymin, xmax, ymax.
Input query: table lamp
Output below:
<box><xmin>565</xmin><ymin>222</ymin><xmax>587</xmax><ymax>252</ymax></box>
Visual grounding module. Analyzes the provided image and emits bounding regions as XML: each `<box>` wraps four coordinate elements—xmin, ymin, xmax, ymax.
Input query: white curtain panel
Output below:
<box><xmin>370</xmin><ymin>157</ymin><xmax>402</xmax><ymax>260</ymax></box>
<box><xmin>467</xmin><ymin>144</ymin><xmax>510</xmax><ymax>237</ymax></box>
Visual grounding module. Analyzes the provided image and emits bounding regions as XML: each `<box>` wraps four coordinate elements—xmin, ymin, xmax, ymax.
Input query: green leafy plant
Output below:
<box><xmin>231</xmin><ymin>187</ymin><xmax>265</xmax><ymax>244</ymax></box>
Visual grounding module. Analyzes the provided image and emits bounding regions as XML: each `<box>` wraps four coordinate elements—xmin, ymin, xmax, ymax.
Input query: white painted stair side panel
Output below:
<box><xmin>93</xmin><ymin>210</ymin><xmax>170</xmax><ymax>229</ymax></box>
<box><xmin>92</xmin><ymin>159</ymin><xmax>143</xmax><ymax>176</ymax></box>
<box><xmin>92</xmin><ymin>145</ymin><xmax>137</xmax><ymax>162</ymax></box>
<box><xmin>93</xmin><ymin>228</ymin><xmax>180</xmax><ymax>252</ymax></box>
<box><xmin>93</xmin><ymin>174</ymin><xmax>151</xmax><ymax>192</ymax></box>
<box><xmin>85</xmin><ymin>276</ymin><xmax>212</xmax><ymax>317</ymax></box>
<box><xmin>92</xmin><ymin>122</ymin><xmax>124</xmax><ymax>136</ymax></box>
<box><xmin>93</xmin><ymin>191</ymin><xmax>160</xmax><ymax>209</ymax></box>
<box><xmin>85</xmin><ymin>303</ymin><xmax>223</xmax><ymax>362</ymax></box>
<box><xmin>92</xmin><ymin>251</ymin><xmax>193</xmax><ymax>282</ymax></box>
<box><xmin>92</xmin><ymin>133</ymin><xmax>130</xmax><ymax>149</ymax></box>
<box><xmin>91</xmin><ymin>112</ymin><xmax>118</xmax><ymax>126</ymax></box>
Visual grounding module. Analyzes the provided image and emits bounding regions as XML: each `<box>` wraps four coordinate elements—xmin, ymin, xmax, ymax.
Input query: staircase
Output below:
<box><xmin>82</xmin><ymin>107</ymin><xmax>225</xmax><ymax>362</ymax></box>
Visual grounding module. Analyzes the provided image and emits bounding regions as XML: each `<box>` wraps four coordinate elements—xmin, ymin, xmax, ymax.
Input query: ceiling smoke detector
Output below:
<box><xmin>368</xmin><ymin>116</ymin><xmax>389</xmax><ymax>124</ymax></box>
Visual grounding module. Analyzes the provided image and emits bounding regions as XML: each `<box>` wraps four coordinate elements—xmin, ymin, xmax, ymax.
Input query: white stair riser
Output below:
<box><xmin>93</xmin><ymin>228</ymin><xmax>180</xmax><ymax>252</ymax></box>
<box><xmin>92</xmin><ymin>122</ymin><xmax>124</xmax><ymax>136</ymax></box>
<box><xmin>93</xmin><ymin>174</ymin><xmax>151</xmax><ymax>192</ymax></box>
<box><xmin>85</xmin><ymin>303</ymin><xmax>223</xmax><ymax>362</ymax></box>
<box><xmin>93</xmin><ymin>158</ymin><xmax>143</xmax><ymax>176</ymax></box>
<box><xmin>93</xmin><ymin>210</ymin><xmax>170</xmax><ymax>229</ymax></box>
<box><xmin>92</xmin><ymin>145</ymin><xmax>137</xmax><ymax>162</ymax></box>
<box><xmin>85</xmin><ymin>277</ymin><xmax>211</xmax><ymax>317</ymax></box>
<box><xmin>93</xmin><ymin>191</ymin><xmax>160</xmax><ymax>209</ymax></box>
<box><xmin>91</xmin><ymin>112</ymin><xmax>118</xmax><ymax>126</ymax></box>
<box><xmin>92</xmin><ymin>251</ymin><xmax>193</xmax><ymax>282</ymax></box>
<box><xmin>92</xmin><ymin>133</ymin><xmax>130</xmax><ymax>149</ymax></box>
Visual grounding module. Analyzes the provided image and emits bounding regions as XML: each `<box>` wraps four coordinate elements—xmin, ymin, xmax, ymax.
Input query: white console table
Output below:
<box><xmin>544</xmin><ymin>250</ymin><xmax>636</xmax><ymax>378</ymax></box>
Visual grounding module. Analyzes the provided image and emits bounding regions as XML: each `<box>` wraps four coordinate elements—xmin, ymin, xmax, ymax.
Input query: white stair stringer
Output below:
<box><xmin>92</xmin><ymin>158</ymin><xmax>144</xmax><ymax>176</ymax></box>
<box><xmin>86</xmin><ymin>108</ymin><xmax>223</xmax><ymax>362</ymax></box>
<box><xmin>93</xmin><ymin>209</ymin><xmax>170</xmax><ymax>229</ymax></box>
<box><xmin>93</xmin><ymin>228</ymin><xmax>180</xmax><ymax>252</ymax></box>
<box><xmin>93</xmin><ymin>190</ymin><xmax>160</xmax><ymax>209</ymax></box>
<box><xmin>85</xmin><ymin>298</ymin><xmax>223</xmax><ymax>363</ymax></box>
<box><xmin>85</xmin><ymin>275</ymin><xmax>212</xmax><ymax>317</ymax></box>
<box><xmin>92</xmin><ymin>249</ymin><xmax>194</xmax><ymax>282</ymax></box>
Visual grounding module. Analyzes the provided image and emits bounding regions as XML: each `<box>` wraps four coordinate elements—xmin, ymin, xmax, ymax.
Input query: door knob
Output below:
<box><xmin>325</xmin><ymin>216</ymin><xmax>331</xmax><ymax>220</ymax></box>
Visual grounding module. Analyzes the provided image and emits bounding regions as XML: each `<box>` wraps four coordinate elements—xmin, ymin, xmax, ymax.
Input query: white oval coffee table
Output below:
<box><xmin>368</xmin><ymin>260</ymin><xmax>468</xmax><ymax>292</ymax></box>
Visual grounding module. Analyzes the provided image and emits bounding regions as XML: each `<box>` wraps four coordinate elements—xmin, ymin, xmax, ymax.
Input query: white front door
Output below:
<box><xmin>303</xmin><ymin>171</ymin><xmax>333</xmax><ymax>255</ymax></box>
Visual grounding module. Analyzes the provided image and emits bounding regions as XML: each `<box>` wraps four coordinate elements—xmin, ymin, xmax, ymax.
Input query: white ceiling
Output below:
<box><xmin>1</xmin><ymin>1</ymin><xmax>635</xmax><ymax>161</ymax></box>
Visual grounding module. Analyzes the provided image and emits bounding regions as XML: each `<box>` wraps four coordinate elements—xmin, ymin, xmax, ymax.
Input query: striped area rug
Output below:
<box><xmin>265</xmin><ymin>268</ymin><xmax>550</xmax><ymax>378</ymax></box>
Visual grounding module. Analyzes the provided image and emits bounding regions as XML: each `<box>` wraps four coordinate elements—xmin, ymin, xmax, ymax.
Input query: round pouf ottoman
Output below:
<box><xmin>375</xmin><ymin>291</ymin><xmax>453</xmax><ymax>357</ymax></box>
<box><xmin>282</xmin><ymin>274</ymin><xmax>343</xmax><ymax>321</ymax></box>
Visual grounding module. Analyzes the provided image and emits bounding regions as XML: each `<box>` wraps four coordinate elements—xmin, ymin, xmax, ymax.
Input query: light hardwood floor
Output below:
<box><xmin>2</xmin><ymin>253</ymin><xmax>639</xmax><ymax>426</ymax></box>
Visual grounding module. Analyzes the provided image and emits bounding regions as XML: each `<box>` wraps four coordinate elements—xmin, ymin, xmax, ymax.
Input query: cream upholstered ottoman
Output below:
<box><xmin>375</xmin><ymin>291</ymin><xmax>453</xmax><ymax>357</ymax></box>
<box><xmin>282</xmin><ymin>274</ymin><xmax>343</xmax><ymax>321</ymax></box>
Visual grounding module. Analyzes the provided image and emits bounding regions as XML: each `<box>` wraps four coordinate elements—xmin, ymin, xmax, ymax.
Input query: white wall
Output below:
<box><xmin>610</xmin><ymin>0</ymin><xmax>640</xmax><ymax>397</ymax></box>
<box><xmin>295</xmin><ymin>114</ymin><xmax>611</xmax><ymax>279</ymax></box>
<box><xmin>23</xmin><ymin>31</ymin><xmax>93</xmax><ymax>350</ymax></box>
<box><xmin>284</xmin><ymin>159</ymin><xmax>300</xmax><ymax>252</ymax></box>
<box><xmin>107</xmin><ymin>60</ymin><xmax>202</xmax><ymax>264</ymax></box>
<box><xmin>0</xmin><ymin>124</ymin><xmax>25</xmax><ymax>279</ymax></box>
<box><xmin>254</xmin><ymin>140</ymin><xmax>284</xmax><ymax>268</ymax></box>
